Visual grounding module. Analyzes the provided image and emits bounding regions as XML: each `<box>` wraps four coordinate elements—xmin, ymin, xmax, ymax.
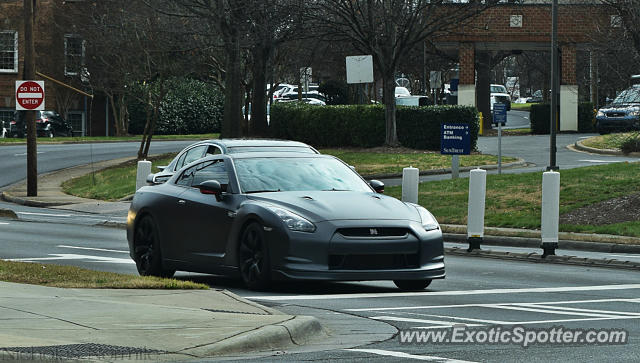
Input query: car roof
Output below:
<box><xmin>210</xmin><ymin>151</ymin><xmax>333</xmax><ymax>161</ymax></box>
<box><xmin>193</xmin><ymin>138</ymin><xmax>314</xmax><ymax>148</ymax></box>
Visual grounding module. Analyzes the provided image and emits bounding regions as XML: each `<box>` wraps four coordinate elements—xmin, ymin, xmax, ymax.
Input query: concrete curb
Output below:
<box><xmin>445</xmin><ymin>247</ymin><xmax>640</xmax><ymax>271</ymax></box>
<box><xmin>443</xmin><ymin>233</ymin><xmax>640</xmax><ymax>254</ymax></box>
<box><xmin>363</xmin><ymin>158</ymin><xmax>526</xmax><ymax>179</ymax></box>
<box><xmin>573</xmin><ymin>139</ymin><xmax>640</xmax><ymax>157</ymax></box>
<box><xmin>0</xmin><ymin>191</ymin><xmax>69</xmax><ymax>208</ymax></box>
<box><xmin>186</xmin><ymin>315</ymin><xmax>326</xmax><ymax>357</ymax></box>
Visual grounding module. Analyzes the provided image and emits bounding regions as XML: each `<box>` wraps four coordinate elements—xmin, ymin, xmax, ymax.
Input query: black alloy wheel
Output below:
<box><xmin>239</xmin><ymin>222</ymin><xmax>271</xmax><ymax>290</ymax></box>
<box><xmin>393</xmin><ymin>279</ymin><xmax>432</xmax><ymax>291</ymax></box>
<box><xmin>134</xmin><ymin>215</ymin><xmax>174</xmax><ymax>278</ymax></box>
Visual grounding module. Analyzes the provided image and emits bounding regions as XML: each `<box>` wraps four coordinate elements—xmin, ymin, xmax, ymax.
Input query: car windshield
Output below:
<box><xmin>234</xmin><ymin>157</ymin><xmax>372</xmax><ymax>193</ymax></box>
<box><xmin>612</xmin><ymin>86</ymin><xmax>640</xmax><ymax>104</ymax></box>
<box><xmin>395</xmin><ymin>87</ymin><xmax>411</xmax><ymax>96</ymax></box>
<box><xmin>491</xmin><ymin>85</ymin><xmax>507</xmax><ymax>93</ymax></box>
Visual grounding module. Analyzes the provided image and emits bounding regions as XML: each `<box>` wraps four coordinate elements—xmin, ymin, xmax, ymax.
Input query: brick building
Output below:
<box><xmin>0</xmin><ymin>0</ymin><xmax>112</xmax><ymax>136</ymax></box>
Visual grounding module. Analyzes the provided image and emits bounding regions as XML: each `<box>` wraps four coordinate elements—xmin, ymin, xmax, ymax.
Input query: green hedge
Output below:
<box><xmin>270</xmin><ymin>103</ymin><xmax>479</xmax><ymax>150</ymax></box>
<box><xmin>530</xmin><ymin>102</ymin><xmax>595</xmax><ymax>134</ymax></box>
<box><xmin>128</xmin><ymin>78</ymin><xmax>223</xmax><ymax>135</ymax></box>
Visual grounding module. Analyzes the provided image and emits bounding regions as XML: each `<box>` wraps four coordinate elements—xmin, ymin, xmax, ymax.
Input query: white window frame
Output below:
<box><xmin>64</xmin><ymin>34</ymin><xmax>85</xmax><ymax>76</ymax></box>
<box><xmin>0</xmin><ymin>31</ymin><xmax>18</xmax><ymax>74</ymax></box>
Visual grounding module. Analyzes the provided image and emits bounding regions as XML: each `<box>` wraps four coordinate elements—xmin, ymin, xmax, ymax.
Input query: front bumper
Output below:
<box><xmin>265</xmin><ymin>219</ymin><xmax>445</xmax><ymax>282</ymax></box>
<box><xmin>596</xmin><ymin>116</ymin><xmax>640</xmax><ymax>131</ymax></box>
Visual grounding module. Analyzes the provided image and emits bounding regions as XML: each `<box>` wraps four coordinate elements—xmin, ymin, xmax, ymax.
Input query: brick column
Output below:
<box><xmin>459</xmin><ymin>43</ymin><xmax>475</xmax><ymax>85</ymax></box>
<box><xmin>560</xmin><ymin>44</ymin><xmax>578</xmax><ymax>131</ymax></box>
<box><xmin>458</xmin><ymin>42</ymin><xmax>476</xmax><ymax>107</ymax></box>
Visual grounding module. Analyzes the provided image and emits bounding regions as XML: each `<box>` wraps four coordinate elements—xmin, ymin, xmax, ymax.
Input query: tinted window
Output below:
<box><xmin>177</xmin><ymin>145</ymin><xmax>207</xmax><ymax>170</ymax></box>
<box><xmin>191</xmin><ymin>160</ymin><xmax>229</xmax><ymax>187</ymax></box>
<box><xmin>234</xmin><ymin>157</ymin><xmax>371</xmax><ymax>193</ymax></box>
<box><xmin>491</xmin><ymin>85</ymin><xmax>507</xmax><ymax>93</ymax></box>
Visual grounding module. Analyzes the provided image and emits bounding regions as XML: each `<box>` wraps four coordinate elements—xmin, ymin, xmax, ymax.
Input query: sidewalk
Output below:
<box><xmin>0</xmin><ymin>282</ymin><xmax>324</xmax><ymax>362</ymax></box>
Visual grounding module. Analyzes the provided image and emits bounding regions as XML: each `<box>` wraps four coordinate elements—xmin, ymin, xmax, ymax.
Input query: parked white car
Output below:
<box><xmin>490</xmin><ymin>84</ymin><xmax>511</xmax><ymax>111</ymax></box>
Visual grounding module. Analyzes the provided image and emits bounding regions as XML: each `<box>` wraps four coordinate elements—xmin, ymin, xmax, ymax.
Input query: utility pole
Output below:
<box><xmin>24</xmin><ymin>0</ymin><xmax>37</xmax><ymax>196</ymax></box>
<box><xmin>548</xmin><ymin>0</ymin><xmax>559</xmax><ymax>171</ymax></box>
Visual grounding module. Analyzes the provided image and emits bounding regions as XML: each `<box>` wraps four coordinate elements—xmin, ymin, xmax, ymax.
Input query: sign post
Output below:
<box><xmin>441</xmin><ymin>123</ymin><xmax>471</xmax><ymax>179</ymax></box>
<box><xmin>492</xmin><ymin>103</ymin><xmax>507</xmax><ymax>174</ymax></box>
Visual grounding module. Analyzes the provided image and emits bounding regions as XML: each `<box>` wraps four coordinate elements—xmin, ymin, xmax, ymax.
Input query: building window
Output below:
<box><xmin>67</xmin><ymin>111</ymin><xmax>85</xmax><ymax>136</ymax></box>
<box><xmin>0</xmin><ymin>109</ymin><xmax>14</xmax><ymax>132</ymax></box>
<box><xmin>611</xmin><ymin>15</ymin><xmax>622</xmax><ymax>28</ymax></box>
<box><xmin>0</xmin><ymin>31</ymin><xmax>18</xmax><ymax>73</ymax></box>
<box><xmin>64</xmin><ymin>34</ymin><xmax>85</xmax><ymax>76</ymax></box>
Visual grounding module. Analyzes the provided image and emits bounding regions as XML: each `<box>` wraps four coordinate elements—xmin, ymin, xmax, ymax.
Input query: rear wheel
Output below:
<box><xmin>393</xmin><ymin>279</ymin><xmax>432</xmax><ymax>291</ymax></box>
<box><xmin>133</xmin><ymin>215</ymin><xmax>174</xmax><ymax>278</ymax></box>
<box><xmin>239</xmin><ymin>222</ymin><xmax>271</xmax><ymax>290</ymax></box>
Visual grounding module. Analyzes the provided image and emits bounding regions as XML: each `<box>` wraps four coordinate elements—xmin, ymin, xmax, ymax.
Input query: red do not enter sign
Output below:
<box><xmin>15</xmin><ymin>80</ymin><xmax>45</xmax><ymax>111</ymax></box>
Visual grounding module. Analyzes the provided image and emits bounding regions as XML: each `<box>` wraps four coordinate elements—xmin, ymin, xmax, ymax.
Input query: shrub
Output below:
<box><xmin>530</xmin><ymin>102</ymin><xmax>595</xmax><ymax>134</ymax></box>
<box><xmin>270</xmin><ymin>103</ymin><xmax>479</xmax><ymax>150</ymax></box>
<box><xmin>127</xmin><ymin>78</ymin><xmax>224</xmax><ymax>135</ymax></box>
<box><xmin>620</xmin><ymin>132</ymin><xmax>640</xmax><ymax>154</ymax></box>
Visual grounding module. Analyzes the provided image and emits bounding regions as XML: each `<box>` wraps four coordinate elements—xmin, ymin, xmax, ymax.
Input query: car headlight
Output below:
<box><xmin>630</xmin><ymin>109</ymin><xmax>640</xmax><ymax>117</ymax></box>
<box><xmin>414</xmin><ymin>205</ymin><xmax>440</xmax><ymax>231</ymax></box>
<box><xmin>596</xmin><ymin>110</ymin><xmax>605</xmax><ymax>117</ymax></box>
<box><xmin>264</xmin><ymin>206</ymin><xmax>316</xmax><ymax>232</ymax></box>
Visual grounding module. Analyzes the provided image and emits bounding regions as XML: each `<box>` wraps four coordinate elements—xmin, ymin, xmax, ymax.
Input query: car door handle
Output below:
<box><xmin>177</xmin><ymin>200</ymin><xmax>186</xmax><ymax>205</ymax></box>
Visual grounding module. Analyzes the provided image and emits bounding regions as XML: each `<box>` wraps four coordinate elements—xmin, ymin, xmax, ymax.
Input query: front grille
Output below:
<box><xmin>495</xmin><ymin>96</ymin><xmax>509</xmax><ymax>103</ymax></box>
<box><xmin>338</xmin><ymin>227</ymin><xmax>409</xmax><ymax>238</ymax></box>
<box><xmin>329</xmin><ymin>253</ymin><xmax>419</xmax><ymax>270</ymax></box>
<box><xmin>606</xmin><ymin>112</ymin><xmax>626</xmax><ymax>117</ymax></box>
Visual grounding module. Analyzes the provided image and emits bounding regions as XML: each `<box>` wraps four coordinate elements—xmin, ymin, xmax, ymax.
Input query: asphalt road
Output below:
<box><xmin>0</xmin><ymin>140</ymin><xmax>195</xmax><ymax>189</ymax></box>
<box><xmin>2</xmin><ymin>217</ymin><xmax>638</xmax><ymax>362</ymax></box>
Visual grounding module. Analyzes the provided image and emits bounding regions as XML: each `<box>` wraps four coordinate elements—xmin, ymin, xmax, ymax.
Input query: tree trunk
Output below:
<box><xmin>476</xmin><ymin>51</ymin><xmax>492</xmax><ymax>132</ymax></box>
<box><xmin>251</xmin><ymin>45</ymin><xmax>269</xmax><ymax>137</ymax></box>
<box><xmin>383</xmin><ymin>73</ymin><xmax>399</xmax><ymax>146</ymax></box>
<box><xmin>221</xmin><ymin>35</ymin><xmax>243</xmax><ymax>138</ymax></box>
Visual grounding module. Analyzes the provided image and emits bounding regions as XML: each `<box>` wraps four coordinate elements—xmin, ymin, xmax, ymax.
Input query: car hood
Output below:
<box><xmin>600</xmin><ymin>104</ymin><xmax>640</xmax><ymax>111</ymax></box>
<box><xmin>491</xmin><ymin>92</ymin><xmax>510</xmax><ymax>98</ymax></box>
<box><xmin>247</xmin><ymin>191</ymin><xmax>420</xmax><ymax>223</ymax></box>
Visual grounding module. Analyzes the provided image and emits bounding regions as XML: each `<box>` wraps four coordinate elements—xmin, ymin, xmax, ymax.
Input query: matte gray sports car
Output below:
<box><xmin>127</xmin><ymin>152</ymin><xmax>445</xmax><ymax>290</ymax></box>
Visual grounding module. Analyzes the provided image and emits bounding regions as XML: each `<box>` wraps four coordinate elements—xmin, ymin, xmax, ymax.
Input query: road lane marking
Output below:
<box><xmin>514</xmin><ymin>303</ymin><xmax>640</xmax><ymax>316</ymax></box>
<box><xmin>344</xmin><ymin>348</ymin><xmax>477</xmax><ymax>362</ymax></box>
<box><xmin>57</xmin><ymin>245</ymin><xmax>129</xmax><ymax>254</ymax></box>
<box><xmin>579</xmin><ymin>159</ymin><xmax>620</xmax><ymax>163</ymax></box>
<box><xmin>0</xmin><ymin>222</ymin><xmax>9</xmax><ymax>225</ymax></box>
<box><xmin>371</xmin><ymin>316</ymin><xmax>484</xmax><ymax>327</ymax></box>
<box><xmin>483</xmin><ymin>305</ymin><xmax>619</xmax><ymax>318</ymax></box>
<box><xmin>609</xmin><ymin>254</ymin><xmax>640</xmax><ymax>260</ymax></box>
<box><xmin>6</xmin><ymin>253</ymin><xmax>134</xmax><ymax>264</ymax></box>
<box><xmin>14</xmin><ymin>152</ymin><xmax>44</xmax><ymax>156</ymax></box>
<box><xmin>17</xmin><ymin>212</ymin><xmax>79</xmax><ymax>217</ymax></box>
<box><xmin>345</xmin><ymin>298</ymin><xmax>640</xmax><ymax>312</ymax></box>
<box><xmin>247</xmin><ymin>284</ymin><xmax>640</xmax><ymax>301</ymax></box>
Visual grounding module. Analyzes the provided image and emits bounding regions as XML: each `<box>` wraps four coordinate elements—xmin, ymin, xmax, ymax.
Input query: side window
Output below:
<box><xmin>176</xmin><ymin>145</ymin><xmax>207</xmax><ymax>170</ymax></box>
<box><xmin>176</xmin><ymin>165</ymin><xmax>196</xmax><ymax>186</ymax></box>
<box><xmin>191</xmin><ymin>160</ymin><xmax>229</xmax><ymax>188</ymax></box>
<box><xmin>205</xmin><ymin>145</ymin><xmax>222</xmax><ymax>156</ymax></box>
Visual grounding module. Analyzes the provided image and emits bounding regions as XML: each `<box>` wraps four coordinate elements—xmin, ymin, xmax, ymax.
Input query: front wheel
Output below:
<box><xmin>133</xmin><ymin>215</ymin><xmax>174</xmax><ymax>278</ymax></box>
<box><xmin>393</xmin><ymin>279</ymin><xmax>432</xmax><ymax>291</ymax></box>
<box><xmin>239</xmin><ymin>222</ymin><xmax>271</xmax><ymax>290</ymax></box>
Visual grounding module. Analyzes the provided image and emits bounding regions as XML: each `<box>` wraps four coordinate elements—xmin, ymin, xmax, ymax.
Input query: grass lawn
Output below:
<box><xmin>385</xmin><ymin>161</ymin><xmax>640</xmax><ymax>237</ymax></box>
<box><xmin>63</xmin><ymin>149</ymin><xmax>517</xmax><ymax>201</ymax></box>
<box><xmin>0</xmin><ymin>260</ymin><xmax>208</xmax><ymax>289</ymax></box>
<box><xmin>510</xmin><ymin>103</ymin><xmax>537</xmax><ymax>112</ymax></box>
<box><xmin>581</xmin><ymin>132</ymin><xmax>638</xmax><ymax>150</ymax></box>
<box><xmin>0</xmin><ymin>133</ymin><xmax>219</xmax><ymax>145</ymax></box>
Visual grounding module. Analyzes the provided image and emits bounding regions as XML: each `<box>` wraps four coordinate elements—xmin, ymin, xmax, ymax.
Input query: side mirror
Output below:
<box><xmin>197</xmin><ymin>180</ymin><xmax>223</xmax><ymax>201</ymax></box>
<box><xmin>146</xmin><ymin>173</ymin><xmax>157</xmax><ymax>185</ymax></box>
<box><xmin>369</xmin><ymin>179</ymin><xmax>385</xmax><ymax>194</ymax></box>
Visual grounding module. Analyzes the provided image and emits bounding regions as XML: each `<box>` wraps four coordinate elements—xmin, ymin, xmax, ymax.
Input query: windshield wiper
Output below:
<box><xmin>245</xmin><ymin>189</ymin><xmax>281</xmax><ymax>194</ymax></box>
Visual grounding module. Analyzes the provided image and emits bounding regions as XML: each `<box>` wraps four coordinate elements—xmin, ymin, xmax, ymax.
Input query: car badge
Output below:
<box><xmin>369</xmin><ymin>228</ymin><xmax>379</xmax><ymax>235</ymax></box>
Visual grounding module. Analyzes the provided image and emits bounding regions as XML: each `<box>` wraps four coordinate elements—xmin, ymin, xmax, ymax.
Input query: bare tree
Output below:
<box><xmin>313</xmin><ymin>0</ymin><xmax>497</xmax><ymax>146</ymax></box>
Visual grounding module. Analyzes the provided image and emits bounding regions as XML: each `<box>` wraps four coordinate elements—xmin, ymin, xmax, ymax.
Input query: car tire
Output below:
<box><xmin>133</xmin><ymin>215</ymin><xmax>175</xmax><ymax>278</ymax></box>
<box><xmin>239</xmin><ymin>222</ymin><xmax>271</xmax><ymax>290</ymax></box>
<box><xmin>47</xmin><ymin>130</ymin><xmax>54</xmax><ymax>138</ymax></box>
<box><xmin>393</xmin><ymin>279</ymin><xmax>432</xmax><ymax>291</ymax></box>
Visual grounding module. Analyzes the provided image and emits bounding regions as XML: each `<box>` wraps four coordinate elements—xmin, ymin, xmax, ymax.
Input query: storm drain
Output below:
<box><xmin>0</xmin><ymin>343</ymin><xmax>165</xmax><ymax>359</ymax></box>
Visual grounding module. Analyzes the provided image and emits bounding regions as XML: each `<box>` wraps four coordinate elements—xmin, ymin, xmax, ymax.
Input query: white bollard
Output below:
<box><xmin>541</xmin><ymin>171</ymin><xmax>560</xmax><ymax>257</ymax></box>
<box><xmin>136</xmin><ymin>160</ymin><xmax>152</xmax><ymax>191</ymax></box>
<box><xmin>402</xmin><ymin>166</ymin><xmax>419</xmax><ymax>204</ymax></box>
<box><xmin>467</xmin><ymin>168</ymin><xmax>486</xmax><ymax>251</ymax></box>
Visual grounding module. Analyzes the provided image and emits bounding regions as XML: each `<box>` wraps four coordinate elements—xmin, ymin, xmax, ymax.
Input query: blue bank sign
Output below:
<box><xmin>440</xmin><ymin>123</ymin><xmax>470</xmax><ymax>155</ymax></box>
